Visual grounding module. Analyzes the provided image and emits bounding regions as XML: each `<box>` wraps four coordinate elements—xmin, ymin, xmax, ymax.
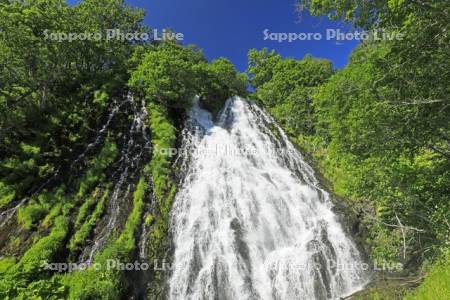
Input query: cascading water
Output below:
<box><xmin>81</xmin><ymin>93</ymin><xmax>151</xmax><ymax>263</ymax></box>
<box><xmin>168</xmin><ymin>97</ymin><xmax>370</xmax><ymax>300</ymax></box>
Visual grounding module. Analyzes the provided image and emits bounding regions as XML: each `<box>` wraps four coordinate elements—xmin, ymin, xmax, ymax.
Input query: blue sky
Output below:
<box><xmin>68</xmin><ymin>0</ymin><xmax>359</xmax><ymax>71</ymax></box>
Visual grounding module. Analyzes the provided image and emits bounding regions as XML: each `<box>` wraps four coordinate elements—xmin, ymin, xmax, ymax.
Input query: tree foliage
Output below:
<box><xmin>129</xmin><ymin>42</ymin><xmax>206</xmax><ymax>108</ymax></box>
<box><xmin>0</xmin><ymin>0</ymin><xmax>144</xmax><ymax>196</ymax></box>
<box><xmin>248</xmin><ymin>49</ymin><xmax>333</xmax><ymax>135</ymax></box>
<box><xmin>245</xmin><ymin>1</ymin><xmax>450</xmax><ymax>280</ymax></box>
<box><xmin>130</xmin><ymin>42</ymin><xmax>247</xmax><ymax>111</ymax></box>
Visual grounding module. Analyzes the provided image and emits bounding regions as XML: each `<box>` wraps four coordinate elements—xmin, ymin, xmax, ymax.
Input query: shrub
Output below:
<box><xmin>17</xmin><ymin>202</ymin><xmax>48</xmax><ymax>230</ymax></box>
<box><xmin>406</xmin><ymin>250</ymin><xmax>450</xmax><ymax>299</ymax></box>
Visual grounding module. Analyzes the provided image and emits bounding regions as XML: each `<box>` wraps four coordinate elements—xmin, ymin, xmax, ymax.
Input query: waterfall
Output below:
<box><xmin>168</xmin><ymin>97</ymin><xmax>369</xmax><ymax>300</ymax></box>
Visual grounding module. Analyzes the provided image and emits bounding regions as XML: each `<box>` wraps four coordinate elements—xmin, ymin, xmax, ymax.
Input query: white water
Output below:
<box><xmin>169</xmin><ymin>97</ymin><xmax>369</xmax><ymax>300</ymax></box>
<box><xmin>82</xmin><ymin>94</ymin><xmax>151</xmax><ymax>263</ymax></box>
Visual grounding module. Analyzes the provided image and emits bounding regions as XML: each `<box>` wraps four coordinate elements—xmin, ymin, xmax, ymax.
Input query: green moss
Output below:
<box><xmin>17</xmin><ymin>215</ymin><xmax>69</xmax><ymax>273</ymax></box>
<box><xmin>145</xmin><ymin>101</ymin><xmax>178</xmax><ymax>298</ymax></box>
<box><xmin>69</xmin><ymin>187</ymin><xmax>110</xmax><ymax>253</ymax></box>
<box><xmin>148</xmin><ymin>101</ymin><xmax>177</xmax><ymax>203</ymax></box>
<box><xmin>117</xmin><ymin>177</ymin><xmax>146</xmax><ymax>250</ymax></box>
<box><xmin>77</xmin><ymin>138</ymin><xmax>118</xmax><ymax>199</ymax></box>
<box><xmin>17</xmin><ymin>202</ymin><xmax>48</xmax><ymax>230</ymax></box>
<box><xmin>41</xmin><ymin>202</ymin><xmax>64</xmax><ymax>229</ymax></box>
<box><xmin>74</xmin><ymin>187</ymin><xmax>101</xmax><ymax>228</ymax></box>
<box><xmin>144</xmin><ymin>214</ymin><xmax>154</xmax><ymax>226</ymax></box>
<box><xmin>6</xmin><ymin>236</ymin><xmax>22</xmax><ymax>251</ymax></box>
<box><xmin>0</xmin><ymin>215</ymin><xmax>70</xmax><ymax>298</ymax></box>
<box><xmin>0</xmin><ymin>257</ymin><xmax>17</xmax><ymax>274</ymax></box>
<box><xmin>62</xmin><ymin>177</ymin><xmax>147</xmax><ymax>299</ymax></box>
<box><xmin>17</xmin><ymin>186</ymin><xmax>67</xmax><ymax>230</ymax></box>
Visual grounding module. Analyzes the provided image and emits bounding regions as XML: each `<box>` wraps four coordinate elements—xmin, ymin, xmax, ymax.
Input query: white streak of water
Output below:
<box><xmin>169</xmin><ymin>97</ymin><xmax>369</xmax><ymax>300</ymax></box>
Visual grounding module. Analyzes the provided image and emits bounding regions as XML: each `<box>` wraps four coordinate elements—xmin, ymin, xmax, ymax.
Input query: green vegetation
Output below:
<box><xmin>76</xmin><ymin>139</ymin><xmax>118</xmax><ymax>199</ymax></box>
<box><xmin>0</xmin><ymin>0</ymin><xmax>144</xmax><ymax>198</ymax></box>
<box><xmin>406</xmin><ymin>250</ymin><xmax>450</xmax><ymax>299</ymax></box>
<box><xmin>130</xmin><ymin>42</ymin><xmax>247</xmax><ymax>112</ymax></box>
<box><xmin>352</xmin><ymin>282</ymin><xmax>410</xmax><ymax>300</ymax></box>
<box><xmin>248</xmin><ymin>49</ymin><xmax>332</xmax><ymax>135</ymax></box>
<box><xmin>246</xmin><ymin>0</ymin><xmax>450</xmax><ymax>297</ymax></box>
<box><xmin>71</xmin><ymin>138</ymin><xmax>117</xmax><ymax>236</ymax></box>
<box><xmin>74</xmin><ymin>188</ymin><xmax>101</xmax><ymax>228</ymax></box>
<box><xmin>62</xmin><ymin>176</ymin><xmax>147</xmax><ymax>299</ymax></box>
<box><xmin>129</xmin><ymin>45</ymin><xmax>247</xmax><ymax>298</ymax></box>
<box><xmin>119</xmin><ymin>177</ymin><xmax>147</xmax><ymax>251</ymax></box>
<box><xmin>144</xmin><ymin>101</ymin><xmax>178</xmax><ymax>299</ymax></box>
<box><xmin>0</xmin><ymin>257</ymin><xmax>16</xmax><ymax>274</ymax></box>
<box><xmin>197</xmin><ymin>57</ymin><xmax>248</xmax><ymax>116</ymax></box>
<box><xmin>0</xmin><ymin>0</ymin><xmax>246</xmax><ymax>296</ymax></box>
<box><xmin>69</xmin><ymin>187</ymin><xmax>110</xmax><ymax>253</ymax></box>
<box><xmin>301</xmin><ymin>4</ymin><xmax>450</xmax><ymax>297</ymax></box>
<box><xmin>146</xmin><ymin>102</ymin><xmax>177</xmax><ymax>204</ymax></box>
<box><xmin>129</xmin><ymin>42</ymin><xmax>206</xmax><ymax>108</ymax></box>
<box><xmin>0</xmin><ymin>181</ymin><xmax>15</xmax><ymax>209</ymax></box>
<box><xmin>0</xmin><ymin>214</ymin><xmax>70</xmax><ymax>298</ymax></box>
<box><xmin>1</xmin><ymin>0</ymin><xmax>447</xmax><ymax>298</ymax></box>
<box><xmin>17</xmin><ymin>186</ymin><xmax>67</xmax><ymax>230</ymax></box>
<box><xmin>0</xmin><ymin>182</ymin><xmax>73</xmax><ymax>299</ymax></box>
<box><xmin>0</xmin><ymin>0</ymin><xmax>134</xmax><ymax>289</ymax></box>
<box><xmin>312</xmin><ymin>42</ymin><xmax>450</xmax><ymax>263</ymax></box>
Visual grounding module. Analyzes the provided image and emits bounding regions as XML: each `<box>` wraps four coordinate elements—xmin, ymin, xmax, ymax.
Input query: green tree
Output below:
<box><xmin>129</xmin><ymin>42</ymin><xmax>206</xmax><ymax>108</ymax></box>
<box><xmin>0</xmin><ymin>0</ymin><xmax>144</xmax><ymax>196</ymax></box>
<box><xmin>248</xmin><ymin>49</ymin><xmax>332</xmax><ymax>135</ymax></box>
<box><xmin>197</xmin><ymin>57</ymin><xmax>248</xmax><ymax>115</ymax></box>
